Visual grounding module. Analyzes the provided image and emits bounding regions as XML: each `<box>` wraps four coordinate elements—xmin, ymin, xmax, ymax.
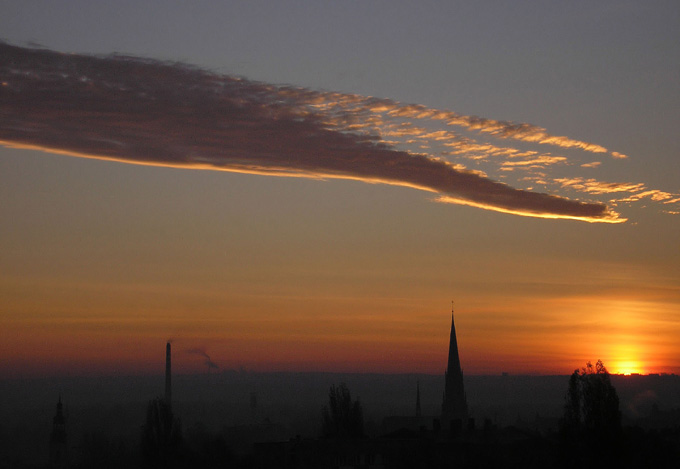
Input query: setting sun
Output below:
<box><xmin>612</xmin><ymin>361</ymin><xmax>644</xmax><ymax>376</ymax></box>
<box><xmin>609</xmin><ymin>343</ymin><xmax>646</xmax><ymax>375</ymax></box>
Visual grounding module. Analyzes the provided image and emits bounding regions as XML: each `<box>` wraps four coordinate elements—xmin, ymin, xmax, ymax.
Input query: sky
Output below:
<box><xmin>1</xmin><ymin>1</ymin><xmax>679</xmax><ymax>377</ymax></box>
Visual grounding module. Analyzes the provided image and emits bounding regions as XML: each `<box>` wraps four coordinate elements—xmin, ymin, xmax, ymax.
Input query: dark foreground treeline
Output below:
<box><xmin>1</xmin><ymin>372</ymin><xmax>679</xmax><ymax>468</ymax></box>
<box><xmin>4</xmin><ymin>417</ymin><xmax>679</xmax><ymax>468</ymax></box>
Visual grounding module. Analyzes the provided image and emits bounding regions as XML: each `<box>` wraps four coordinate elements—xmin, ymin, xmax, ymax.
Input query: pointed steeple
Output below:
<box><xmin>441</xmin><ymin>302</ymin><xmax>468</xmax><ymax>430</ymax></box>
<box><xmin>446</xmin><ymin>304</ymin><xmax>462</xmax><ymax>377</ymax></box>
<box><xmin>49</xmin><ymin>395</ymin><xmax>68</xmax><ymax>467</ymax></box>
<box><xmin>53</xmin><ymin>395</ymin><xmax>65</xmax><ymax>426</ymax></box>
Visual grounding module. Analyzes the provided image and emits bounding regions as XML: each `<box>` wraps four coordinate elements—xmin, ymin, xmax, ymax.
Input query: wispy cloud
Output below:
<box><xmin>314</xmin><ymin>98</ymin><xmax>615</xmax><ymax>156</ymax></box>
<box><xmin>614</xmin><ymin>190</ymin><xmax>680</xmax><ymax>204</ymax></box>
<box><xmin>500</xmin><ymin>155</ymin><xmax>567</xmax><ymax>169</ymax></box>
<box><xmin>555</xmin><ymin>178</ymin><xmax>647</xmax><ymax>195</ymax></box>
<box><xmin>0</xmin><ymin>42</ymin><xmax>630</xmax><ymax>222</ymax></box>
<box><xmin>554</xmin><ymin>178</ymin><xmax>680</xmax><ymax>209</ymax></box>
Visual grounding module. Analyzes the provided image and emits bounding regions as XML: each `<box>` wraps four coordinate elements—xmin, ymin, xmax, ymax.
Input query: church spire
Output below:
<box><xmin>441</xmin><ymin>302</ymin><xmax>468</xmax><ymax>430</ymax></box>
<box><xmin>446</xmin><ymin>302</ymin><xmax>462</xmax><ymax>377</ymax></box>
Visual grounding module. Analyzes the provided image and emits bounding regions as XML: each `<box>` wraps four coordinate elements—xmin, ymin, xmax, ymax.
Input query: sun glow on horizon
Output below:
<box><xmin>611</xmin><ymin>360</ymin><xmax>645</xmax><ymax>376</ymax></box>
<box><xmin>609</xmin><ymin>343</ymin><xmax>647</xmax><ymax>375</ymax></box>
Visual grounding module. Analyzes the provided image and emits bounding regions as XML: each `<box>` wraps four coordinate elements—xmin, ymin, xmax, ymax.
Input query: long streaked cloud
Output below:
<box><xmin>0</xmin><ymin>42</ymin><xmax>624</xmax><ymax>222</ymax></box>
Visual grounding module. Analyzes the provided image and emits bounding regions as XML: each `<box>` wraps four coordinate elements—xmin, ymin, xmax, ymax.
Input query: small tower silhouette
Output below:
<box><xmin>250</xmin><ymin>391</ymin><xmax>258</xmax><ymax>421</ymax></box>
<box><xmin>441</xmin><ymin>303</ymin><xmax>468</xmax><ymax>431</ymax></box>
<box><xmin>165</xmin><ymin>341</ymin><xmax>172</xmax><ymax>407</ymax></box>
<box><xmin>416</xmin><ymin>380</ymin><xmax>422</xmax><ymax>418</ymax></box>
<box><xmin>141</xmin><ymin>342</ymin><xmax>182</xmax><ymax>465</ymax></box>
<box><xmin>49</xmin><ymin>395</ymin><xmax>67</xmax><ymax>468</ymax></box>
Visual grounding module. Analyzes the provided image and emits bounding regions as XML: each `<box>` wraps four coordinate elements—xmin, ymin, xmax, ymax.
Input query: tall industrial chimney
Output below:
<box><xmin>165</xmin><ymin>342</ymin><xmax>172</xmax><ymax>406</ymax></box>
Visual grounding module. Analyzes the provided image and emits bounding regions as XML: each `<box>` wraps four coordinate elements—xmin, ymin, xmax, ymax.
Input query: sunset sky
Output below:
<box><xmin>1</xmin><ymin>1</ymin><xmax>678</xmax><ymax>377</ymax></box>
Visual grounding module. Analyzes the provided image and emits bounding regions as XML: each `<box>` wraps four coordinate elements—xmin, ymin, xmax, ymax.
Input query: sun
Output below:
<box><xmin>612</xmin><ymin>360</ymin><xmax>644</xmax><ymax>375</ymax></box>
<box><xmin>609</xmin><ymin>342</ymin><xmax>646</xmax><ymax>375</ymax></box>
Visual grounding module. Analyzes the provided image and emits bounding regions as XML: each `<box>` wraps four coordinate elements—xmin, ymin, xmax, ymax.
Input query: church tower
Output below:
<box><xmin>441</xmin><ymin>303</ymin><xmax>468</xmax><ymax>430</ymax></box>
<box><xmin>49</xmin><ymin>395</ymin><xmax>67</xmax><ymax>468</ymax></box>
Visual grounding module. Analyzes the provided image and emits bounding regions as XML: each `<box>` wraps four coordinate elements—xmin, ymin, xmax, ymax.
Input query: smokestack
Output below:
<box><xmin>165</xmin><ymin>342</ymin><xmax>171</xmax><ymax>406</ymax></box>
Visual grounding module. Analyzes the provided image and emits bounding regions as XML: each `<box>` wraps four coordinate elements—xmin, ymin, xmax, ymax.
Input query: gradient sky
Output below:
<box><xmin>1</xmin><ymin>1</ymin><xmax>679</xmax><ymax>377</ymax></box>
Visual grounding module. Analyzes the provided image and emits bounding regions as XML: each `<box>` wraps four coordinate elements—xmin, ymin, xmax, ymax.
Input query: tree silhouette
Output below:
<box><xmin>321</xmin><ymin>383</ymin><xmax>364</xmax><ymax>439</ymax></box>
<box><xmin>561</xmin><ymin>360</ymin><xmax>621</xmax><ymax>438</ymax></box>
<box><xmin>140</xmin><ymin>397</ymin><xmax>183</xmax><ymax>467</ymax></box>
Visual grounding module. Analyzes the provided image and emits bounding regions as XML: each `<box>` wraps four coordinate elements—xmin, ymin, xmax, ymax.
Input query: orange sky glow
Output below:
<box><xmin>1</xmin><ymin>4</ymin><xmax>679</xmax><ymax>379</ymax></box>
<box><xmin>2</xmin><ymin>256</ymin><xmax>678</xmax><ymax>377</ymax></box>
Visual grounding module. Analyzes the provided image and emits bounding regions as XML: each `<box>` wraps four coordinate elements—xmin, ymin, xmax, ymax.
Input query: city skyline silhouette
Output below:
<box><xmin>2</xmin><ymin>324</ymin><xmax>679</xmax><ymax>467</ymax></box>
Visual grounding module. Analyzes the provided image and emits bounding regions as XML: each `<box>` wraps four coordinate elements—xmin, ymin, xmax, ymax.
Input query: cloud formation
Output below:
<box><xmin>0</xmin><ymin>42</ymin><xmax>624</xmax><ymax>222</ymax></box>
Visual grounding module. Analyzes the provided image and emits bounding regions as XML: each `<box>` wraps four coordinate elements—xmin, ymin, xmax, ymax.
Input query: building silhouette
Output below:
<box><xmin>441</xmin><ymin>304</ymin><xmax>468</xmax><ymax>431</ymax></box>
<box><xmin>165</xmin><ymin>341</ymin><xmax>172</xmax><ymax>406</ymax></box>
<box><xmin>415</xmin><ymin>380</ymin><xmax>421</xmax><ymax>419</ymax></box>
<box><xmin>382</xmin><ymin>308</ymin><xmax>469</xmax><ymax>436</ymax></box>
<box><xmin>49</xmin><ymin>395</ymin><xmax>67</xmax><ymax>468</ymax></box>
<box><xmin>381</xmin><ymin>380</ymin><xmax>432</xmax><ymax>435</ymax></box>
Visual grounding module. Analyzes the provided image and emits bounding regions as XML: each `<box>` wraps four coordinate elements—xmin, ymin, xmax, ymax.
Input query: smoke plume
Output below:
<box><xmin>186</xmin><ymin>348</ymin><xmax>219</xmax><ymax>371</ymax></box>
